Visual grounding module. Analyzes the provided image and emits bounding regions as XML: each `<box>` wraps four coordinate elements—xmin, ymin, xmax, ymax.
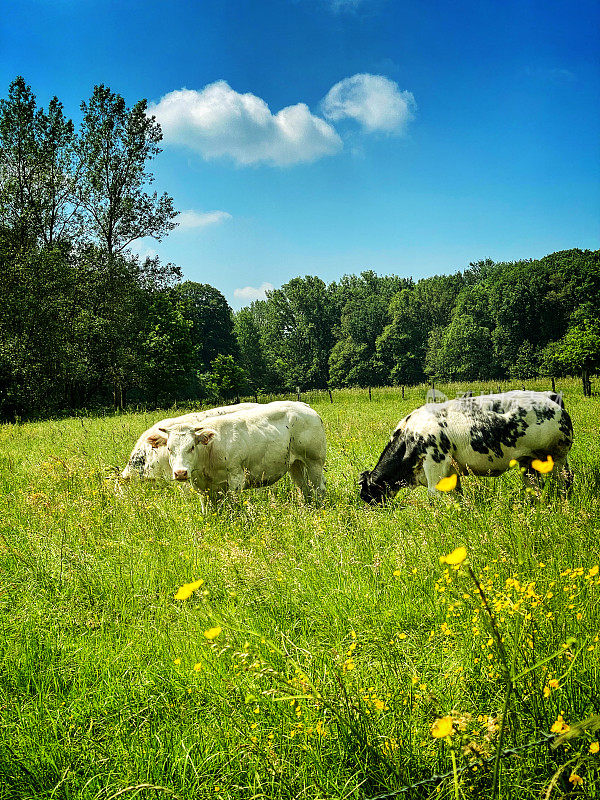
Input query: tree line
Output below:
<box><xmin>1</xmin><ymin>78</ymin><xmax>599</xmax><ymax>419</ymax></box>
<box><xmin>237</xmin><ymin>250</ymin><xmax>600</xmax><ymax>395</ymax></box>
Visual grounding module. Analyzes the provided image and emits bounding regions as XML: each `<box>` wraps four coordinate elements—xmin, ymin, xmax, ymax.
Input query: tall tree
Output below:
<box><xmin>77</xmin><ymin>85</ymin><xmax>176</xmax><ymax>256</ymax></box>
<box><xmin>0</xmin><ymin>77</ymin><xmax>38</xmax><ymax>247</ymax></box>
<box><xmin>260</xmin><ymin>277</ymin><xmax>338</xmax><ymax>389</ymax></box>
<box><xmin>234</xmin><ymin>307</ymin><xmax>270</xmax><ymax>392</ymax></box>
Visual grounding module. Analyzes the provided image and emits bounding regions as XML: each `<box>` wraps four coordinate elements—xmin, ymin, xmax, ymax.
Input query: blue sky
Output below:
<box><xmin>2</xmin><ymin>0</ymin><xmax>599</xmax><ymax>307</ymax></box>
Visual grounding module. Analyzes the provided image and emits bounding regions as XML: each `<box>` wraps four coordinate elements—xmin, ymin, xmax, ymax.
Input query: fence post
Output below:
<box><xmin>402</xmin><ymin>385</ymin><xmax>405</xmax><ymax>399</ymax></box>
<box><xmin>296</xmin><ymin>386</ymin><xmax>301</xmax><ymax>402</ymax></box>
<box><xmin>551</xmin><ymin>376</ymin><xmax>556</xmax><ymax>393</ymax></box>
<box><xmin>328</xmin><ymin>389</ymin><xmax>333</xmax><ymax>403</ymax></box>
<box><xmin>369</xmin><ymin>387</ymin><xmax>372</xmax><ymax>401</ymax></box>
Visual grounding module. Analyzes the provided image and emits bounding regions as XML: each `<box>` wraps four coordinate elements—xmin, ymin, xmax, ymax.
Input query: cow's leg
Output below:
<box><xmin>289</xmin><ymin>460</ymin><xmax>310</xmax><ymax>501</ymax></box>
<box><xmin>518</xmin><ymin>458</ymin><xmax>544</xmax><ymax>495</ymax></box>
<box><xmin>289</xmin><ymin>459</ymin><xmax>325</xmax><ymax>503</ymax></box>
<box><xmin>226</xmin><ymin>472</ymin><xmax>245</xmax><ymax>501</ymax></box>
<box><xmin>551</xmin><ymin>456</ymin><xmax>573</xmax><ymax>497</ymax></box>
<box><xmin>305</xmin><ymin>459</ymin><xmax>326</xmax><ymax>502</ymax></box>
<box><xmin>423</xmin><ymin>457</ymin><xmax>459</xmax><ymax>499</ymax></box>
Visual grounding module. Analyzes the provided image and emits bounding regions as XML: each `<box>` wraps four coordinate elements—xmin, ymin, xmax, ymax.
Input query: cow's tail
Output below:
<box><xmin>548</xmin><ymin>391</ymin><xmax>565</xmax><ymax>409</ymax></box>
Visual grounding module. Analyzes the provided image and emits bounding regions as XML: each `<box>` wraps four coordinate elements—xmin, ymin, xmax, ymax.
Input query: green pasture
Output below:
<box><xmin>1</xmin><ymin>379</ymin><xmax>599</xmax><ymax>799</ymax></box>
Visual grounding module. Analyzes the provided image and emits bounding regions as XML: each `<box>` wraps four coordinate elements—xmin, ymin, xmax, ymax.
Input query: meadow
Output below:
<box><xmin>1</xmin><ymin>379</ymin><xmax>599</xmax><ymax>800</ymax></box>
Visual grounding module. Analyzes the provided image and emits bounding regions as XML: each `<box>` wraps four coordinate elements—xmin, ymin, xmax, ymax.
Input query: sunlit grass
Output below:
<box><xmin>0</xmin><ymin>378</ymin><xmax>599</xmax><ymax>798</ymax></box>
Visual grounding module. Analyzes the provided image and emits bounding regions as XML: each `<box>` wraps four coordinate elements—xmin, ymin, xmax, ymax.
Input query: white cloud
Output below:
<box><xmin>233</xmin><ymin>282</ymin><xmax>275</xmax><ymax>301</ymax></box>
<box><xmin>128</xmin><ymin>239</ymin><xmax>157</xmax><ymax>260</ymax></box>
<box><xmin>175</xmin><ymin>210</ymin><xmax>232</xmax><ymax>230</ymax></box>
<box><xmin>149</xmin><ymin>81</ymin><xmax>342</xmax><ymax>166</ymax></box>
<box><xmin>321</xmin><ymin>73</ymin><xmax>416</xmax><ymax>133</ymax></box>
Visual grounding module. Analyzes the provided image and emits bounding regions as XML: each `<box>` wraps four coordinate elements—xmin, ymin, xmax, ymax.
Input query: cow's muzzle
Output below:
<box><xmin>173</xmin><ymin>470</ymin><xmax>189</xmax><ymax>481</ymax></box>
<box><xmin>358</xmin><ymin>471</ymin><xmax>388</xmax><ymax>505</ymax></box>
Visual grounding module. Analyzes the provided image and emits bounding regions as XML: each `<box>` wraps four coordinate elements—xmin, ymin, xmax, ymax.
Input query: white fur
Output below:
<box><xmin>121</xmin><ymin>403</ymin><xmax>260</xmax><ymax>480</ymax></box>
<box><xmin>161</xmin><ymin>401</ymin><xmax>326</xmax><ymax>507</ymax></box>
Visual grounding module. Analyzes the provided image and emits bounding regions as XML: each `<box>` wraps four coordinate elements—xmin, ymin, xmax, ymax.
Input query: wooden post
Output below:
<box><xmin>551</xmin><ymin>376</ymin><xmax>556</xmax><ymax>393</ymax></box>
<box><xmin>401</xmin><ymin>385</ymin><xmax>405</xmax><ymax>399</ymax></box>
<box><xmin>296</xmin><ymin>386</ymin><xmax>301</xmax><ymax>401</ymax></box>
<box><xmin>431</xmin><ymin>381</ymin><xmax>435</xmax><ymax>402</ymax></box>
<box><xmin>369</xmin><ymin>387</ymin><xmax>372</xmax><ymax>401</ymax></box>
<box><xmin>254</xmin><ymin>394</ymin><xmax>258</xmax><ymax>403</ymax></box>
<box><xmin>328</xmin><ymin>389</ymin><xmax>333</xmax><ymax>403</ymax></box>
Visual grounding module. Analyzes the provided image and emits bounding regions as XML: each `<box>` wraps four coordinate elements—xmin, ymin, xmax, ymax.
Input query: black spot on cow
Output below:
<box><xmin>534</xmin><ymin>406</ymin><xmax>555</xmax><ymax>424</ymax></box>
<box><xmin>558</xmin><ymin>410</ymin><xmax>573</xmax><ymax>439</ymax></box>
<box><xmin>439</xmin><ymin>431</ymin><xmax>451</xmax><ymax>454</ymax></box>
<box><xmin>467</xmin><ymin>405</ymin><xmax>528</xmax><ymax>458</ymax></box>
<box><xmin>129</xmin><ymin>449</ymin><xmax>146</xmax><ymax>475</ymax></box>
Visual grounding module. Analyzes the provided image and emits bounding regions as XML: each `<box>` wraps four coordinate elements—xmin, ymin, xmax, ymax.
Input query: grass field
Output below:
<box><xmin>1</xmin><ymin>379</ymin><xmax>599</xmax><ymax>799</ymax></box>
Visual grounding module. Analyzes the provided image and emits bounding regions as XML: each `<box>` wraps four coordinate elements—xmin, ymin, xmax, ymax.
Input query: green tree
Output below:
<box><xmin>425</xmin><ymin>314</ymin><xmax>495</xmax><ymax>381</ymax></box>
<box><xmin>234</xmin><ymin>307</ymin><xmax>270</xmax><ymax>392</ymax></box>
<box><xmin>0</xmin><ymin>77</ymin><xmax>40</xmax><ymax>247</ymax></box>
<box><xmin>77</xmin><ymin>85</ymin><xmax>176</xmax><ymax>256</ymax></box>
<box><xmin>139</xmin><ymin>294</ymin><xmax>193</xmax><ymax>405</ymax></box>
<box><xmin>175</xmin><ymin>282</ymin><xmax>238</xmax><ymax>370</ymax></box>
<box><xmin>259</xmin><ymin>276</ymin><xmax>338</xmax><ymax>389</ymax></box>
<box><xmin>200</xmin><ymin>354</ymin><xmax>249</xmax><ymax>402</ymax></box>
<box><xmin>539</xmin><ymin>313</ymin><xmax>600</xmax><ymax>394</ymax></box>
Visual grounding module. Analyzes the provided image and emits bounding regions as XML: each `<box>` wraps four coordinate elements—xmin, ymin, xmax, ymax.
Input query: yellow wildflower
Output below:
<box><xmin>174</xmin><ymin>658</ymin><xmax>181</xmax><ymax>665</ymax></box>
<box><xmin>440</xmin><ymin>546</ymin><xmax>467</xmax><ymax>566</ymax></box>
<box><xmin>509</xmin><ymin>458</ymin><xmax>518</xmax><ymax>468</ymax></box>
<box><xmin>436</xmin><ymin>474</ymin><xmax>458</xmax><ymax>492</ymax></box>
<box><xmin>393</xmin><ymin>569</ymin><xmax>402</xmax><ymax>577</ymax></box>
<box><xmin>569</xmin><ymin>773</ymin><xmax>583</xmax><ymax>786</ymax></box>
<box><xmin>174</xmin><ymin>579</ymin><xmax>204</xmax><ymax>600</ymax></box>
<box><xmin>193</xmin><ymin>663</ymin><xmax>202</xmax><ymax>672</ymax></box>
<box><xmin>531</xmin><ymin>455</ymin><xmax>554</xmax><ymax>474</ymax></box>
<box><xmin>431</xmin><ymin>716</ymin><xmax>454</xmax><ymax>738</ymax></box>
<box><xmin>589</xmin><ymin>565</ymin><xmax>599</xmax><ymax>577</ymax></box>
<box><xmin>550</xmin><ymin>715</ymin><xmax>569</xmax><ymax>734</ymax></box>
<box><xmin>548</xmin><ymin>679</ymin><xmax>560</xmax><ymax>689</ymax></box>
<box><xmin>589</xmin><ymin>741</ymin><xmax>599</xmax><ymax>754</ymax></box>
<box><xmin>203</xmin><ymin>626</ymin><xmax>222</xmax><ymax>640</ymax></box>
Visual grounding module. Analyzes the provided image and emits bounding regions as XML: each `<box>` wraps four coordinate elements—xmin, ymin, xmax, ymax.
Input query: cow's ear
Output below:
<box><xmin>147</xmin><ymin>430</ymin><xmax>167</xmax><ymax>448</ymax></box>
<box><xmin>195</xmin><ymin>428</ymin><xmax>216</xmax><ymax>445</ymax></box>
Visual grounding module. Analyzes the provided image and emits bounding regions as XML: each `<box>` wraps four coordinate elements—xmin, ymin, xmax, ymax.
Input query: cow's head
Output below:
<box><xmin>358</xmin><ymin>470</ymin><xmax>396</xmax><ymax>505</ymax></box>
<box><xmin>359</xmin><ymin>433</ymin><xmax>421</xmax><ymax>505</ymax></box>
<box><xmin>147</xmin><ymin>424</ymin><xmax>216</xmax><ymax>481</ymax></box>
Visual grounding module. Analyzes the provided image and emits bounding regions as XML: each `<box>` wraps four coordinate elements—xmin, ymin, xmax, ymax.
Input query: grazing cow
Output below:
<box><xmin>359</xmin><ymin>391</ymin><xmax>573</xmax><ymax>504</ymax></box>
<box><xmin>149</xmin><ymin>401</ymin><xmax>326</xmax><ymax>507</ymax></box>
<box><xmin>121</xmin><ymin>403</ymin><xmax>259</xmax><ymax>480</ymax></box>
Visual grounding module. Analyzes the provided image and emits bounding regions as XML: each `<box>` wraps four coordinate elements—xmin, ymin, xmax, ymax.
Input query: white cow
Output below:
<box><xmin>152</xmin><ymin>401</ymin><xmax>326</xmax><ymax>507</ymax></box>
<box><xmin>121</xmin><ymin>403</ymin><xmax>259</xmax><ymax>480</ymax></box>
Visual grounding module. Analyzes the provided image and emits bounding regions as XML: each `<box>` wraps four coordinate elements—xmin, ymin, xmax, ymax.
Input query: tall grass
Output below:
<box><xmin>0</xmin><ymin>379</ymin><xmax>599</xmax><ymax>799</ymax></box>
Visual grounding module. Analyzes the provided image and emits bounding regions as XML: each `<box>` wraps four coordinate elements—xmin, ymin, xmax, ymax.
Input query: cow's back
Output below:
<box><xmin>403</xmin><ymin>390</ymin><xmax>572</xmax><ymax>467</ymax></box>
<box><xmin>197</xmin><ymin>401</ymin><xmax>326</xmax><ymax>486</ymax></box>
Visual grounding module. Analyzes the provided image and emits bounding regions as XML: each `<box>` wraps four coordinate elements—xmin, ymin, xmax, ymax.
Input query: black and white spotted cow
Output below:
<box><xmin>359</xmin><ymin>391</ymin><xmax>573</xmax><ymax>503</ymax></box>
